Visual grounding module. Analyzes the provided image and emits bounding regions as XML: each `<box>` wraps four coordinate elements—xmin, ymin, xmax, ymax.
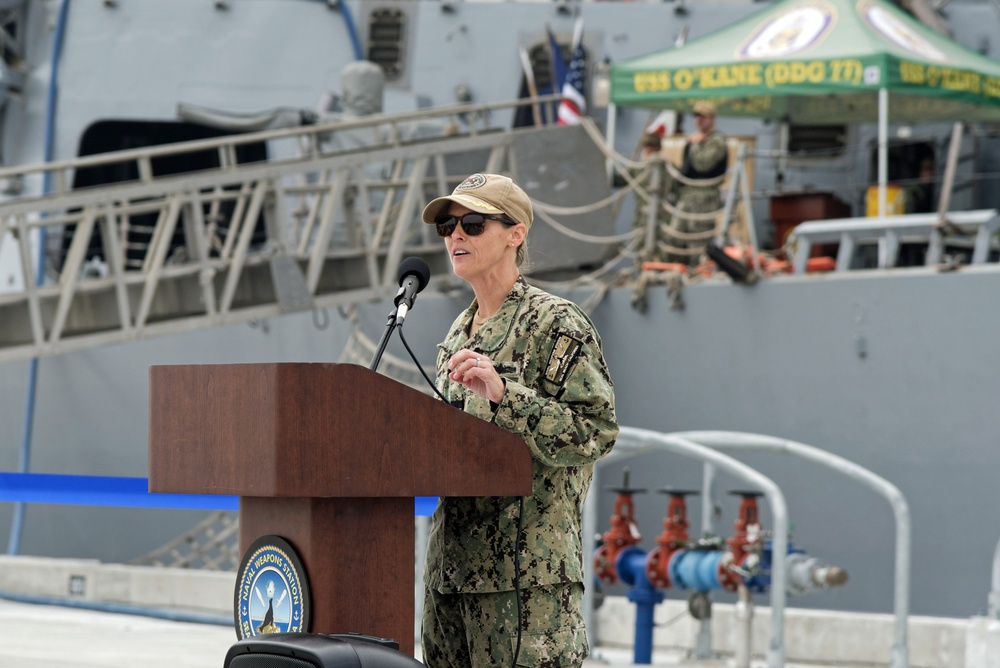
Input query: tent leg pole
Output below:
<box><xmin>878</xmin><ymin>87</ymin><xmax>888</xmax><ymax>218</ymax></box>
<box><xmin>606</xmin><ymin>103</ymin><xmax>617</xmax><ymax>184</ymax></box>
<box><xmin>937</xmin><ymin>122</ymin><xmax>963</xmax><ymax>221</ymax></box>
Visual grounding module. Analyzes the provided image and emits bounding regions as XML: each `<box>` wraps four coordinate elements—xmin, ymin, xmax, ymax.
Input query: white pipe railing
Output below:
<box><xmin>675</xmin><ymin>431</ymin><xmax>910</xmax><ymax>668</ymax></box>
<box><xmin>588</xmin><ymin>428</ymin><xmax>911</xmax><ymax>668</ymax></box>
<box><xmin>593</xmin><ymin>427</ymin><xmax>790</xmax><ymax>668</ymax></box>
<box><xmin>790</xmin><ymin>209</ymin><xmax>999</xmax><ymax>272</ymax></box>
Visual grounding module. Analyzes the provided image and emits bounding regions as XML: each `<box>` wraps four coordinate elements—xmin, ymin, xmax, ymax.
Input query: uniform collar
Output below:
<box><xmin>448</xmin><ymin>276</ymin><xmax>529</xmax><ymax>354</ymax></box>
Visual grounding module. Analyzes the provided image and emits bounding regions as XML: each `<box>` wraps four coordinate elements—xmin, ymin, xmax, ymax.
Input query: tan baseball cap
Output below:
<box><xmin>421</xmin><ymin>173</ymin><xmax>533</xmax><ymax>230</ymax></box>
<box><xmin>693</xmin><ymin>100</ymin><xmax>716</xmax><ymax>117</ymax></box>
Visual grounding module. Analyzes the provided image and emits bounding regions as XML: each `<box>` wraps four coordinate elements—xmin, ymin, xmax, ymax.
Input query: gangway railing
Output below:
<box><xmin>0</xmin><ymin>95</ymin><xmax>617</xmax><ymax>364</ymax></box>
<box><xmin>0</xmin><ymin>96</ymin><xmax>561</xmax><ymax>200</ymax></box>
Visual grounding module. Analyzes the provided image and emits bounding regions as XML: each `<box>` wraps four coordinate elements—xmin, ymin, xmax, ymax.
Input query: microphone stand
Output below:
<box><xmin>371</xmin><ymin>258</ymin><xmax>429</xmax><ymax>371</ymax></box>
<box><xmin>369</xmin><ymin>310</ymin><xmax>398</xmax><ymax>372</ymax></box>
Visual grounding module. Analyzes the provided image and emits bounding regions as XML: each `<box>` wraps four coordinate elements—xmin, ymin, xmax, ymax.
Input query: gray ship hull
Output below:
<box><xmin>2</xmin><ymin>264</ymin><xmax>999</xmax><ymax>620</ymax></box>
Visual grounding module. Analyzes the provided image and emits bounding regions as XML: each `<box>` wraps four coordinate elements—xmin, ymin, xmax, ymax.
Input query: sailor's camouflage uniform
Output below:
<box><xmin>630</xmin><ymin>157</ymin><xmax>675</xmax><ymax>264</ymax></box>
<box><xmin>665</xmin><ymin>129</ymin><xmax>728</xmax><ymax>266</ymax></box>
<box><xmin>421</xmin><ymin>276</ymin><xmax>618</xmax><ymax>668</ymax></box>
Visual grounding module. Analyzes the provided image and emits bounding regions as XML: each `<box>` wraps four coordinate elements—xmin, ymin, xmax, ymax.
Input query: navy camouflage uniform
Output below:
<box><xmin>422</xmin><ymin>276</ymin><xmax>618</xmax><ymax>668</ymax></box>
<box><xmin>630</xmin><ymin>157</ymin><xmax>675</xmax><ymax>264</ymax></box>
<box><xmin>665</xmin><ymin>128</ymin><xmax>728</xmax><ymax>266</ymax></box>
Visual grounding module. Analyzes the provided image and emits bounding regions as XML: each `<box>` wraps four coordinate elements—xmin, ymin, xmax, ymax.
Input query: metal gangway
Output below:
<box><xmin>0</xmin><ymin>98</ymin><xmax>621</xmax><ymax>364</ymax></box>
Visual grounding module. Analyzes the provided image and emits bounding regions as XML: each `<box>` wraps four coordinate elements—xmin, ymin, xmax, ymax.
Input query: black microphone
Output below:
<box><xmin>394</xmin><ymin>256</ymin><xmax>431</xmax><ymax>325</ymax></box>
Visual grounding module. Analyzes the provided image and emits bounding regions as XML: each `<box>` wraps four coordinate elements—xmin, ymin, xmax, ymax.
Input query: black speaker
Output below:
<box><xmin>224</xmin><ymin>633</ymin><xmax>424</xmax><ymax>668</ymax></box>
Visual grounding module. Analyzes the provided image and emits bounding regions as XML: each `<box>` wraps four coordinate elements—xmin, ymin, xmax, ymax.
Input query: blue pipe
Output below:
<box><xmin>603</xmin><ymin>535</ymin><xmax>823</xmax><ymax>662</ymax></box>
<box><xmin>308</xmin><ymin>0</ymin><xmax>363</xmax><ymax>61</ymax></box>
<box><xmin>744</xmin><ymin>539</ymin><xmax>804</xmax><ymax>593</ymax></box>
<box><xmin>337</xmin><ymin>0</ymin><xmax>363</xmax><ymax>61</ymax></box>
<box><xmin>8</xmin><ymin>366</ymin><xmax>41</xmax><ymax>553</ymax></box>
<box><xmin>616</xmin><ymin>547</ymin><xmax>663</xmax><ymax>665</ymax></box>
<box><xmin>609</xmin><ymin>547</ymin><xmax>741</xmax><ymax>664</ymax></box>
<box><xmin>7</xmin><ymin>0</ymin><xmax>71</xmax><ymax>557</ymax></box>
<box><xmin>669</xmin><ymin>549</ymin><xmax>725</xmax><ymax>591</ymax></box>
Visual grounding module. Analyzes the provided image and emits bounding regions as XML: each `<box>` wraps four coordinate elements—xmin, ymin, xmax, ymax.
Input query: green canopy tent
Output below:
<box><xmin>611</xmin><ymin>0</ymin><xmax>1000</xmax><ymax>216</ymax></box>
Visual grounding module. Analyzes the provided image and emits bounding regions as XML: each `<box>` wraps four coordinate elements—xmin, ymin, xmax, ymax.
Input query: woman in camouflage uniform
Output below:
<box><xmin>419</xmin><ymin>173</ymin><xmax>619</xmax><ymax>668</ymax></box>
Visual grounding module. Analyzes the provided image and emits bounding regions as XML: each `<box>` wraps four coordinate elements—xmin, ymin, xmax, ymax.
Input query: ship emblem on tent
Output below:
<box><xmin>740</xmin><ymin>0</ymin><xmax>835</xmax><ymax>59</ymax></box>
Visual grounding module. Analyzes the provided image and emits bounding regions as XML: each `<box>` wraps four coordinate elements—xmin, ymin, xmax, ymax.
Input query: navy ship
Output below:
<box><xmin>0</xmin><ymin>1</ymin><xmax>999</xmax><ymax>663</ymax></box>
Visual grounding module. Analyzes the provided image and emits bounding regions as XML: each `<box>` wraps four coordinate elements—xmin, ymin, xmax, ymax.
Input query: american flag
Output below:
<box><xmin>646</xmin><ymin>110</ymin><xmax>677</xmax><ymax>136</ymax></box>
<box><xmin>547</xmin><ymin>25</ymin><xmax>568</xmax><ymax>95</ymax></box>
<box><xmin>557</xmin><ymin>19</ymin><xmax>585</xmax><ymax>126</ymax></box>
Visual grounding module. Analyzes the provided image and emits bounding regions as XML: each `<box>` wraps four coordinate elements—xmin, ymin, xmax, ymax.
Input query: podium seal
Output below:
<box><xmin>234</xmin><ymin>535</ymin><xmax>311</xmax><ymax>639</ymax></box>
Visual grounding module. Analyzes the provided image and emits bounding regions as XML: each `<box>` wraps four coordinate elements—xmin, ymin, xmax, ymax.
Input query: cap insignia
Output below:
<box><xmin>456</xmin><ymin>174</ymin><xmax>487</xmax><ymax>190</ymax></box>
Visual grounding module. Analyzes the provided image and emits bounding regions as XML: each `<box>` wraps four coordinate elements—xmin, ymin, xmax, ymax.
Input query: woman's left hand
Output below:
<box><xmin>448</xmin><ymin>349</ymin><xmax>505</xmax><ymax>405</ymax></box>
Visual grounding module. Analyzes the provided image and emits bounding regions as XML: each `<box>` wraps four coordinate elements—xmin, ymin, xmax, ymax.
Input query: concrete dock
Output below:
<box><xmin>0</xmin><ymin>597</ymin><xmax>234</xmax><ymax>668</ymax></box>
<box><xmin>0</xmin><ymin>596</ymin><xmax>779</xmax><ymax>668</ymax></box>
<box><xmin>0</xmin><ymin>595</ymin><xmax>737</xmax><ymax>668</ymax></box>
<box><xmin>1</xmin><ymin>555</ymin><xmax>998</xmax><ymax>667</ymax></box>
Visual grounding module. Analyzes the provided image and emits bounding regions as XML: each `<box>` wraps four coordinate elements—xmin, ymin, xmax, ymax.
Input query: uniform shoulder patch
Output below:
<box><xmin>545</xmin><ymin>332</ymin><xmax>584</xmax><ymax>385</ymax></box>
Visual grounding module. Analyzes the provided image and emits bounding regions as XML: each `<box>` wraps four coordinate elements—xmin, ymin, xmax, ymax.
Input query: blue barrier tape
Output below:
<box><xmin>415</xmin><ymin>496</ymin><xmax>438</xmax><ymax>516</ymax></box>
<box><xmin>0</xmin><ymin>473</ymin><xmax>439</xmax><ymax>516</ymax></box>
<box><xmin>0</xmin><ymin>473</ymin><xmax>237</xmax><ymax>510</ymax></box>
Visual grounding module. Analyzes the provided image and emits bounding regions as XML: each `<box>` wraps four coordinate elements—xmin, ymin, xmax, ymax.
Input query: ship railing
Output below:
<box><xmin>0</xmin><ymin>96</ymin><xmax>589</xmax><ymax>364</ymax></box>
<box><xmin>788</xmin><ymin>209</ymin><xmax>1000</xmax><ymax>273</ymax></box>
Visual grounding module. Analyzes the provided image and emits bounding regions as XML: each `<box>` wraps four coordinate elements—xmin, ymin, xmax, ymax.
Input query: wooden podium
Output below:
<box><xmin>148</xmin><ymin>363</ymin><xmax>532</xmax><ymax>654</ymax></box>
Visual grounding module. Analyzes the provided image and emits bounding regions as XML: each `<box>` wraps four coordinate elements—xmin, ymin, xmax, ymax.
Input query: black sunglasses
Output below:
<box><xmin>435</xmin><ymin>212</ymin><xmax>515</xmax><ymax>237</ymax></box>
